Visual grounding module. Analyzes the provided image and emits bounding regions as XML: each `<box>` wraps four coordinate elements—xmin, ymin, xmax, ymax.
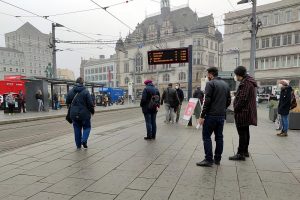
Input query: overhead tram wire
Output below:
<box><xmin>0</xmin><ymin>0</ymin><xmax>98</xmax><ymax>41</ymax></box>
<box><xmin>89</xmin><ymin>0</ymin><xmax>134</xmax><ymax>31</ymax></box>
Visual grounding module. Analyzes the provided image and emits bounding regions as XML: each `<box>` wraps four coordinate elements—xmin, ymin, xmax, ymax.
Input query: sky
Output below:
<box><xmin>0</xmin><ymin>0</ymin><xmax>280</xmax><ymax>77</ymax></box>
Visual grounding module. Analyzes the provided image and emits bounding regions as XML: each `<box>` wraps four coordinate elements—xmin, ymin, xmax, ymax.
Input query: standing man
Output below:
<box><xmin>18</xmin><ymin>90</ymin><xmax>26</xmax><ymax>113</ymax></box>
<box><xmin>66</xmin><ymin>77</ymin><xmax>95</xmax><ymax>149</ymax></box>
<box><xmin>140</xmin><ymin>80</ymin><xmax>160</xmax><ymax>140</ymax></box>
<box><xmin>197</xmin><ymin>67</ymin><xmax>231</xmax><ymax>167</ymax></box>
<box><xmin>277</xmin><ymin>80</ymin><xmax>292</xmax><ymax>137</ymax></box>
<box><xmin>193</xmin><ymin>86</ymin><xmax>205</xmax><ymax>121</ymax></box>
<box><xmin>229</xmin><ymin>66</ymin><xmax>257</xmax><ymax>161</ymax></box>
<box><xmin>161</xmin><ymin>83</ymin><xmax>179</xmax><ymax>124</ymax></box>
<box><xmin>175</xmin><ymin>83</ymin><xmax>184</xmax><ymax>123</ymax></box>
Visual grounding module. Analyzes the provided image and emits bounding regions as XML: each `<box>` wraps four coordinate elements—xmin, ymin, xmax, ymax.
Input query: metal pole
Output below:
<box><xmin>188</xmin><ymin>45</ymin><xmax>193</xmax><ymax>126</ymax></box>
<box><xmin>238</xmin><ymin>50</ymin><xmax>240</xmax><ymax>66</ymax></box>
<box><xmin>249</xmin><ymin>0</ymin><xmax>257</xmax><ymax>77</ymax></box>
<box><xmin>132</xmin><ymin>59</ymin><xmax>136</xmax><ymax>101</ymax></box>
<box><xmin>52</xmin><ymin>23</ymin><xmax>57</xmax><ymax>78</ymax></box>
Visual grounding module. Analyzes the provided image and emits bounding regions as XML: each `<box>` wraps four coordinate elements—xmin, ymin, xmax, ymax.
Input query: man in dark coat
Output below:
<box><xmin>277</xmin><ymin>80</ymin><xmax>292</xmax><ymax>137</ymax></box>
<box><xmin>66</xmin><ymin>77</ymin><xmax>95</xmax><ymax>149</ymax></box>
<box><xmin>161</xmin><ymin>83</ymin><xmax>180</xmax><ymax>124</ymax></box>
<box><xmin>229</xmin><ymin>66</ymin><xmax>257</xmax><ymax>161</ymax></box>
<box><xmin>197</xmin><ymin>67</ymin><xmax>231</xmax><ymax>167</ymax></box>
<box><xmin>140</xmin><ymin>80</ymin><xmax>160</xmax><ymax>140</ymax></box>
<box><xmin>175</xmin><ymin>83</ymin><xmax>184</xmax><ymax>123</ymax></box>
<box><xmin>18</xmin><ymin>90</ymin><xmax>26</xmax><ymax>113</ymax></box>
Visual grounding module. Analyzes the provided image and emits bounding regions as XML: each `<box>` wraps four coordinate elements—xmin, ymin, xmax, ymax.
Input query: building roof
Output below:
<box><xmin>6</xmin><ymin>22</ymin><xmax>49</xmax><ymax>36</ymax></box>
<box><xmin>0</xmin><ymin>47</ymin><xmax>23</xmax><ymax>53</ymax></box>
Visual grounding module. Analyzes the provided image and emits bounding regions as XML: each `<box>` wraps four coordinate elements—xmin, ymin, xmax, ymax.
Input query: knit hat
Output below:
<box><xmin>144</xmin><ymin>80</ymin><xmax>152</xmax><ymax>85</ymax></box>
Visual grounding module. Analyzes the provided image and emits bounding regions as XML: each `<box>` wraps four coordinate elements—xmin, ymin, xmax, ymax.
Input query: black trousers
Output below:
<box><xmin>236</xmin><ymin>125</ymin><xmax>250</xmax><ymax>155</ymax></box>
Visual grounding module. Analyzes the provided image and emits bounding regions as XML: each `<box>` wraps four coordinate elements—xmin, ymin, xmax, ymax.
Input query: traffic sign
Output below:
<box><xmin>148</xmin><ymin>47</ymin><xmax>189</xmax><ymax>65</ymax></box>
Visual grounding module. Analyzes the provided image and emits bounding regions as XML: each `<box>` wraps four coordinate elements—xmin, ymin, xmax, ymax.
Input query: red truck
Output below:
<box><xmin>0</xmin><ymin>75</ymin><xmax>26</xmax><ymax>107</ymax></box>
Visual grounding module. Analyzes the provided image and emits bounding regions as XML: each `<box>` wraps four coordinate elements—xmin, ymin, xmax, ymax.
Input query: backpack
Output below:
<box><xmin>291</xmin><ymin>90</ymin><xmax>297</xmax><ymax>110</ymax></box>
<box><xmin>148</xmin><ymin>90</ymin><xmax>160</xmax><ymax>110</ymax></box>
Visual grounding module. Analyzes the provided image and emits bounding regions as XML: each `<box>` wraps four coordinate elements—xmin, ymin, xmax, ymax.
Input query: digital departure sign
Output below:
<box><xmin>148</xmin><ymin>48</ymin><xmax>189</xmax><ymax>65</ymax></box>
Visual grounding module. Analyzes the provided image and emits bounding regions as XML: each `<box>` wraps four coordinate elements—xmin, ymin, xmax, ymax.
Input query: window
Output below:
<box><xmin>163</xmin><ymin>74</ymin><xmax>170</xmax><ymax>82</ymax></box>
<box><xmin>293</xmin><ymin>55</ymin><xmax>298</xmax><ymax>66</ymax></box>
<box><xmin>95</xmin><ymin>68</ymin><xmax>98</xmax><ymax>73</ymax></box>
<box><xmin>125</xmin><ymin>77</ymin><xmax>129</xmax><ymax>84</ymax></box>
<box><xmin>22</xmin><ymin>69</ymin><xmax>25</xmax><ymax>73</ymax></box>
<box><xmin>178</xmin><ymin>72</ymin><xmax>186</xmax><ymax>81</ymax></box>
<box><xmin>215</xmin><ymin>43</ymin><xmax>218</xmax><ymax>51</ymax></box>
<box><xmin>210</xmin><ymin>41</ymin><xmax>213</xmax><ymax>50</ymax></box>
<box><xmin>124</xmin><ymin>62</ymin><xmax>129</xmax><ymax>73</ymax></box>
<box><xmin>9</xmin><ymin>68</ymin><xmax>13</xmax><ymax>72</ymax></box>
<box><xmin>262</xmin><ymin>38</ymin><xmax>270</xmax><ymax>48</ymax></box>
<box><xmin>208</xmin><ymin>53</ymin><xmax>215</xmax><ymax>67</ymax></box>
<box><xmin>103</xmin><ymin>74</ymin><xmax>107</xmax><ymax>80</ymax></box>
<box><xmin>206</xmin><ymin>40</ymin><xmax>208</xmax><ymax>47</ymax></box>
<box><xmin>16</xmin><ymin>68</ymin><xmax>19</xmax><ymax>72</ymax></box>
<box><xmin>283</xmin><ymin>34</ymin><xmax>292</xmax><ymax>45</ymax></box>
<box><xmin>295</xmin><ymin>32</ymin><xmax>300</xmax><ymax>44</ymax></box>
<box><xmin>287</xmin><ymin>56</ymin><xmax>291</xmax><ymax>66</ymax></box>
<box><xmin>256</xmin><ymin>39</ymin><xmax>260</xmax><ymax>49</ymax></box>
<box><xmin>91</xmin><ymin>68</ymin><xmax>94</xmax><ymax>74</ymax></box>
<box><xmin>136</xmin><ymin>53</ymin><xmax>143</xmax><ymax>72</ymax></box>
<box><xmin>286</xmin><ymin>11</ymin><xmax>292</xmax><ymax>22</ymax></box>
<box><xmin>272</xmin><ymin>35</ymin><xmax>281</xmax><ymax>47</ymax></box>
<box><xmin>276</xmin><ymin>56</ymin><xmax>281</xmax><ymax>68</ymax></box>
<box><xmin>282</xmin><ymin>56</ymin><xmax>287</xmax><ymax>67</ymax></box>
<box><xmin>274</xmin><ymin>13</ymin><xmax>279</xmax><ymax>25</ymax></box>
<box><xmin>136</xmin><ymin>76</ymin><xmax>142</xmax><ymax>84</ymax></box>
<box><xmin>263</xmin><ymin>16</ymin><xmax>268</xmax><ymax>26</ymax></box>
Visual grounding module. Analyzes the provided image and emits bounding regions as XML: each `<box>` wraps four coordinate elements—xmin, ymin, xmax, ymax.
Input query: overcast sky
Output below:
<box><xmin>0</xmin><ymin>0</ymin><xmax>280</xmax><ymax>77</ymax></box>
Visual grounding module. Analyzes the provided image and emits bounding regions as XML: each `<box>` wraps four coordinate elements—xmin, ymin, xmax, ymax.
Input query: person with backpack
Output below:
<box><xmin>161</xmin><ymin>83</ymin><xmax>180</xmax><ymax>124</ymax></box>
<box><xmin>277</xmin><ymin>80</ymin><xmax>292</xmax><ymax>137</ymax></box>
<box><xmin>140</xmin><ymin>80</ymin><xmax>160</xmax><ymax>140</ymax></box>
<box><xmin>175</xmin><ymin>83</ymin><xmax>184</xmax><ymax>123</ymax></box>
<box><xmin>66</xmin><ymin>77</ymin><xmax>95</xmax><ymax>149</ymax></box>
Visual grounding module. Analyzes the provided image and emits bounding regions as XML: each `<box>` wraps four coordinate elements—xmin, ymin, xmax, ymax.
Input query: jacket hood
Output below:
<box><xmin>244</xmin><ymin>75</ymin><xmax>257</xmax><ymax>87</ymax></box>
<box><xmin>73</xmin><ymin>84</ymin><xmax>86</xmax><ymax>92</ymax></box>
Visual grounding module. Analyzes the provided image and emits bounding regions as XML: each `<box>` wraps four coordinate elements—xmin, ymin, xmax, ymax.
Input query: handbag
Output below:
<box><xmin>66</xmin><ymin>93</ymin><xmax>79</xmax><ymax>124</ymax></box>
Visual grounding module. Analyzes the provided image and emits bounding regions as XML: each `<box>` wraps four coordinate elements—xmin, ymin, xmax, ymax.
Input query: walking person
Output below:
<box><xmin>53</xmin><ymin>93</ymin><xmax>59</xmax><ymax>110</ymax></box>
<box><xmin>66</xmin><ymin>77</ymin><xmax>95</xmax><ymax>149</ymax></box>
<box><xmin>197</xmin><ymin>67</ymin><xmax>231</xmax><ymax>167</ymax></box>
<box><xmin>5</xmin><ymin>92</ymin><xmax>15</xmax><ymax>115</ymax></box>
<box><xmin>161</xmin><ymin>83</ymin><xmax>180</xmax><ymax>124</ymax></box>
<box><xmin>175</xmin><ymin>83</ymin><xmax>184</xmax><ymax>123</ymax></box>
<box><xmin>277</xmin><ymin>80</ymin><xmax>292</xmax><ymax>137</ymax></box>
<box><xmin>140</xmin><ymin>80</ymin><xmax>160</xmax><ymax>140</ymax></box>
<box><xmin>35</xmin><ymin>90</ymin><xmax>44</xmax><ymax>112</ymax></box>
<box><xmin>229</xmin><ymin>66</ymin><xmax>258</xmax><ymax>161</ymax></box>
<box><xmin>18</xmin><ymin>90</ymin><xmax>26</xmax><ymax>113</ymax></box>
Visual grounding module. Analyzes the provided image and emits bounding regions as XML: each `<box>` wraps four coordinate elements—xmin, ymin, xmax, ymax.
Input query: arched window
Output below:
<box><xmin>178</xmin><ymin>72</ymin><xmax>186</xmax><ymax>81</ymax></box>
<box><xmin>135</xmin><ymin>53</ymin><xmax>143</xmax><ymax>72</ymax></box>
<box><xmin>163</xmin><ymin>74</ymin><xmax>170</xmax><ymax>82</ymax></box>
<box><xmin>125</xmin><ymin>77</ymin><xmax>129</xmax><ymax>84</ymax></box>
<box><xmin>136</xmin><ymin>76</ymin><xmax>142</xmax><ymax>84</ymax></box>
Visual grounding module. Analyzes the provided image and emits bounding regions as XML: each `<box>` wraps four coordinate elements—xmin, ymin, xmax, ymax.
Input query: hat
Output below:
<box><xmin>144</xmin><ymin>80</ymin><xmax>152</xmax><ymax>85</ymax></box>
<box><xmin>279</xmin><ymin>80</ymin><xmax>289</xmax><ymax>86</ymax></box>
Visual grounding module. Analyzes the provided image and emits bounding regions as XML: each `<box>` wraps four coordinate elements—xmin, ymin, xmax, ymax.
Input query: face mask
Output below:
<box><xmin>175</xmin><ymin>86</ymin><xmax>179</xmax><ymax>89</ymax></box>
<box><xmin>278</xmin><ymin>84</ymin><xmax>283</xmax><ymax>89</ymax></box>
<box><xmin>234</xmin><ymin>75</ymin><xmax>238</xmax><ymax>82</ymax></box>
<box><xmin>205</xmin><ymin>77</ymin><xmax>209</xmax><ymax>82</ymax></box>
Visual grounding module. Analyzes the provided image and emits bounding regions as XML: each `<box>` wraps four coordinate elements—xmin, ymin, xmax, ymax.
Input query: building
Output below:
<box><xmin>57</xmin><ymin>68</ymin><xmax>75</xmax><ymax>80</ymax></box>
<box><xmin>115</xmin><ymin>0</ymin><xmax>223</xmax><ymax>97</ymax></box>
<box><xmin>80</xmin><ymin>55</ymin><xmax>118</xmax><ymax>88</ymax></box>
<box><xmin>5</xmin><ymin>22</ymin><xmax>52</xmax><ymax>78</ymax></box>
<box><xmin>0</xmin><ymin>47</ymin><xmax>25</xmax><ymax>80</ymax></box>
<box><xmin>223</xmin><ymin>0</ymin><xmax>300</xmax><ymax>90</ymax></box>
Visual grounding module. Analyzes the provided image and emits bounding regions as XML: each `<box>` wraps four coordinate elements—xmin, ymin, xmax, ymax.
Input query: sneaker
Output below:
<box><xmin>214</xmin><ymin>160</ymin><xmax>221</xmax><ymax>165</ymax></box>
<box><xmin>229</xmin><ymin>154</ymin><xmax>246</xmax><ymax>161</ymax></box>
<box><xmin>144</xmin><ymin>137</ymin><xmax>152</xmax><ymax>140</ymax></box>
<box><xmin>276</xmin><ymin>132</ymin><xmax>283</xmax><ymax>136</ymax></box>
<box><xmin>196</xmin><ymin>159</ymin><xmax>213</xmax><ymax>167</ymax></box>
<box><xmin>82</xmin><ymin>142</ymin><xmax>88</xmax><ymax>148</ymax></box>
<box><xmin>278</xmin><ymin>133</ymin><xmax>288</xmax><ymax>137</ymax></box>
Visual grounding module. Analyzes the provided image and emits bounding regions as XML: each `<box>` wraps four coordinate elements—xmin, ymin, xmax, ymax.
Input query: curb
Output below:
<box><xmin>0</xmin><ymin>106</ymin><xmax>140</xmax><ymax>125</ymax></box>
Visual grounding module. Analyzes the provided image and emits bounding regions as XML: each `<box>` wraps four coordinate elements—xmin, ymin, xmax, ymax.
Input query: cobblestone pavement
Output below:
<box><xmin>0</xmin><ymin>107</ymin><xmax>299</xmax><ymax>200</ymax></box>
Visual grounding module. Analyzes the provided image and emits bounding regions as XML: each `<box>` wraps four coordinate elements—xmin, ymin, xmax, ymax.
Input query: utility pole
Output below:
<box><xmin>188</xmin><ymin>45</ymin><xmax>193</xmax><ymax>126</ymax></box>
<box><xmin>51</xmin><ymin>23</ymin><xmax>64</xmax><ymax>79</ymax></box>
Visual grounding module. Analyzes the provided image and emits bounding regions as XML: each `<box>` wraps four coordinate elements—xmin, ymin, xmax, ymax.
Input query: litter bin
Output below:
<box><xmin>226</xmin><ymin>109</ymin><xmax>234</xmax><ymax>123</ymax></box>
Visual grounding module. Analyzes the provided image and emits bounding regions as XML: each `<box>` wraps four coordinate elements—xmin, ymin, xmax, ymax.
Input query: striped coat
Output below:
<box><xmin>234</xmin><ymin>75</ymin><xmax>258</xmax><ymax>127</ymax></box>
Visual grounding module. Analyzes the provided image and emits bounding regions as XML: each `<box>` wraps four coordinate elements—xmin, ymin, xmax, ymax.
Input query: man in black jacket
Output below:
<box><xmin>161</xmin><ymin>83</ymin><xmax>180</xmax><ymax>124</ymax></box>
<box><xmin>140</xmin><ymin>80</ymin><xmax>160</xmax><ymax>140</ymax></box>
<box><xmin>197</xmin><ymin>67</ymin><xmax>231</xmax><ymax>167</ymax></box>
<box><xmin>175</xmin><ymin>83</ymin><xmax>184</xmax><ymax>123</ymax></box>
<box><xmin>66</xmin><ymin>77</ymin><xmax>95</xmax><ymax>149</ymax></box>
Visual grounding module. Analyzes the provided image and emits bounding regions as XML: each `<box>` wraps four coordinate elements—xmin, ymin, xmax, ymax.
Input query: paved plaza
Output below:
<box><xmin>0</xmin><ymin>107</ymin><xmax>300</xmax><ymax>200</ymax></box>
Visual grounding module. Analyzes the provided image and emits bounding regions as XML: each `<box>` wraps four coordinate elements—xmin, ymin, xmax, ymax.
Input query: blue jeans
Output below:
<box><xmin>72</xmin><ymin>119</ymin><xmax>91</xmax><ymax>148</ymax></box>
<box><xmin>143</xmin><ymin>112</ymin><xmax>157</xmax><ymax>138</ymax></box>
<box><xmin>281</xmin><ymin>114</ymin><xmax>289</xmax><ymax>133</ymax></box>
<box><xmin>202</xmin><ymin>115</ymin><xmax>225</xmax><ymax>162</ymax></box>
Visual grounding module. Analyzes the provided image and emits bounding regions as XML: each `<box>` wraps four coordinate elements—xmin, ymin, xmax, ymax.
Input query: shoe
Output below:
<box><xmin>196</xmin><ymin>159</ymin><xmax>213</xmax><ymax>167</ymax></box>
<box><xmin>82</xmin><ymin>142</ymin><xmax>88</xmax><ymax>148</ymax></box>
<box><xmin>214</xmin><ymin>160</ymin><xmax>220</xmax><ymax>165</ymax></box>
<box><xmin>76</xmin><ymin>147</ymin><xmax>81</xmax><ymax>150</ymax></box>
<box><xmin>278</xmin><ymin>133</ymin><xmax>288</xmax><ymax>137</ymax></box>
<box><xmin>244</xmin><ymin>152</ymin><xmax>250</xmax><ymax>157</ymax></box>
<box><xmin>229</xmin><ymin>154</ymin><xmax>246</xmax><ymax>161</ymax></box>
<box><xmin>277</xmin><ymin>132</ymin><xmax>283</xmax><ymax>136</ymax></box>
<box><xmin>144</xmin><ymin>137</ymin><xmax>152</xmax><ymax>140</ymax></box>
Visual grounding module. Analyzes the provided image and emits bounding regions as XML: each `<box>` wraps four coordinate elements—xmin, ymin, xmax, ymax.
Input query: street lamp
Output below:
<box><xmin>237</xmin><ymin>0</ymin><xmax>256</xmax><ymax>78</ymax></box>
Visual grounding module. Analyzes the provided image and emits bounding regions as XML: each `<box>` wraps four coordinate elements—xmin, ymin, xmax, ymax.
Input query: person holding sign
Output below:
<box><xmin>196</xmin><ymin>67</ymin><xmax>231</xmax><ymax>167</ymax></box>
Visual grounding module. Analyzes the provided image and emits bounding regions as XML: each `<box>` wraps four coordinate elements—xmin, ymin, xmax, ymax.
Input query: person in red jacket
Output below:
<box><xmin>229</xmin><ymin>66</ymin><xmax>257</xmax><ymax>161</ymax></box>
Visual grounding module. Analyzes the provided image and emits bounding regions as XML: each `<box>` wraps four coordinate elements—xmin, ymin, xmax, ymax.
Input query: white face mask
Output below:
<box><xmin>205</xmin><ymin>77</ymin><xmax>209</xmax><ymax>83</ymax></box>
<box><xmin>234</xmin><ymin>75</ymin><xmax>238</xmax><ymax>82</ymax></box>
<box><xmin>175</xmin><ymin>86</ymin><xmax>179</xmax><ymax>89</ymax></box>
